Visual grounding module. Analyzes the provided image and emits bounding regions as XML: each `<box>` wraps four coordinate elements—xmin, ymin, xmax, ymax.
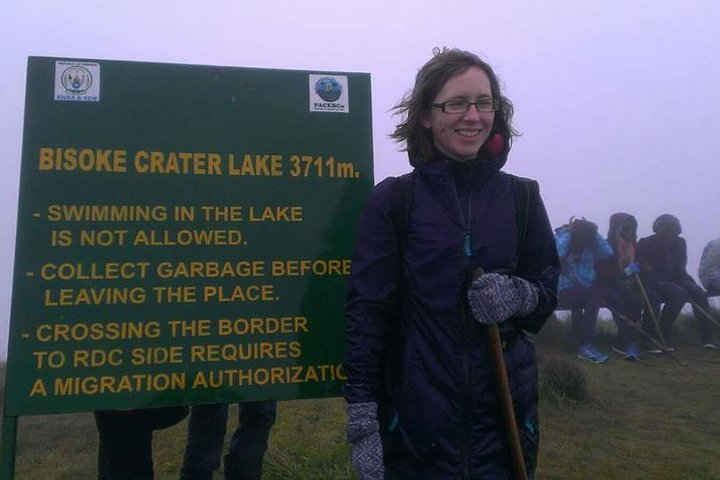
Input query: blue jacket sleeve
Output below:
<box><xmin>555</xmin><ymin>228</ymin><xmax>571</xmax><ymax>258</ymax></box>
<box><xmin>343</xmin><ymin>178</ymin><xmax>400</xmax><ymax>405</ymax></box>
<box><xmin>595</xmin><ymin>233</ymin><xmax>614</xmax><ymax>258</ymax></box>
<box><xmin>514</xmin><ymin>181</ymin><xmax>560</xmax><ymax>333</ymax></box>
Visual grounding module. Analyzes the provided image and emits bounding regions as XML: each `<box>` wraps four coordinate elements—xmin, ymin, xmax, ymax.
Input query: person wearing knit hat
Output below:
<box><xmin>637</xmin><ymin>214</ymin><xmax>717</xmax><ymax>350</ymax></box>
<box><xmin>652</xmin><ymin>214</ymin><xmax>682</xmax><ymax>237</ymax></box>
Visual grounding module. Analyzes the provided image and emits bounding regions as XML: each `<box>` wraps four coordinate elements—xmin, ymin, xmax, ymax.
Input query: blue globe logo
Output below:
<box><xmin>314</xmin><ymin>77</ymin><xmax>342</xmax><ymax>102</ymax></box>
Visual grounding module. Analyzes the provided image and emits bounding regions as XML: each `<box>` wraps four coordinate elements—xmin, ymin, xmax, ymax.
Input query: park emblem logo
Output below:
<box><xmin>54</xmin><ymin>60</ymin><xmax>101</xmax><ymax>102</ymax></box>
<box><xmin>61</xmin><ymin>65</ymin><xmax>93</xmax><ymax>94</ymax></box>
<box><xmin>308</xmin><ymin>74</ymin><xmax>349</xmax><ymax>113</ymax></box>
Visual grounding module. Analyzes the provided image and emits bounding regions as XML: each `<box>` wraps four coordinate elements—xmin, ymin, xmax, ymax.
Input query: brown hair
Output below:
<box><xmin>390</xmin><ymin>47</ymin><xmax>518</xmax><ymax>161</ymax></box>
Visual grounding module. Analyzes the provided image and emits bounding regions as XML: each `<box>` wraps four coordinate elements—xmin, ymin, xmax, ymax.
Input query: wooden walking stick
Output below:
<box><xmin>607</xmin><ymin>307</ymin><xmax>688</xmax><ymax>367</ymax></box>
<box><xmin>633</xmin><ymin>274</ymin><xmax>668</xmax><ymax>348</ymax></box>
<box><xmin>485</xmin><ymin>324</ymin><xmax>528</xmax><ymax>480</ymax></box>
<box><xmin>687</xmin><ymin>299</ymin><xmax>720</xmax><ymax>329</ymax></box>
<box><xmin>475</xmin><ymin>267</ymin><xmax>528</xmax><ymax>480</ymax></box>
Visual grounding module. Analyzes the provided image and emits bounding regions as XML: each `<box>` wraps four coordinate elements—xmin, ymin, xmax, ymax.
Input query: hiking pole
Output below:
<box><xmin>485</xmin><ymin>323</ymin><xmax>528</xmax><ymax>480</ymax></box>
<box><xmin>686</xmin><ymin>299</ymin><xmax>720</xmax><ymax>329</ymax></box>
<box><xmin>607</xmin><ymin>307</ymin><xmax>688</xmax><ymax>367</ymax></box>
<box><xmin>633</xmin><ymin>274</ymin><xmax>668</xmax><ymax>348</ymax></box>
<box><xmin>475</xmin><ymin>268</ymin><xmax>528</xmax><ymax>480</ymax></box>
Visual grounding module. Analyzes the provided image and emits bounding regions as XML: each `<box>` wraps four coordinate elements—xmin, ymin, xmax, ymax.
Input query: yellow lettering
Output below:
<box><xmin>203</xmin><ymin>285</ymin><xmax>275</xmax><ymax>303</ymax></box>
<box><xmin>133</xmin><ymin>150</ymin><xmax>223</xmax><ymax>175</ymax></box>
<box><xmin>38</xmin><ymin>147</ymin><xmax>127</xmax><ymax>172</ymax></box>
<box><xmin>29</xmin><ymin>379</ymin><xmax>47</xmax><ymax>397</ymax></box>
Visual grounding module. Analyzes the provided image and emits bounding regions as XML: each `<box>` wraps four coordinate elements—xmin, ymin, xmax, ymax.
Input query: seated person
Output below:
<box><xmin>599</xmin><ymin>212</ymin><xmax>645</xmax><ymax>361</ymax></box>
<box><xmin>699</xmin><ymin>237</ymin><xmax>720</xmax><ymax>295</ymax></box>
<box><xmin>638</xmin><ymin>214</ymin><xmax>717</xmax><ymax>349</ymax></box>
<box><xmin>555</xmin><ymin>218</ymin><xmax>614</xmax><ymax>363</ymax></box>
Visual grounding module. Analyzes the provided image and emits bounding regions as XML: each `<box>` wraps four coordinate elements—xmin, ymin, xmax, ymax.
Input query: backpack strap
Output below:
<box><xmin>382</xmin><ymin>171</ymin><xmax>415</xmax><ymax>424</ymax></box>
<box><xmin>513</xmin><ymin>175</ymin><xmax>530</xmax><ymax>255</ymax></box>
<box><xmin>390</xmin><ymin>171</ymin><xmax>416</xmax><ymax>243</ymax></box>
<box><xmin>511</xmin><ymin>175</ymin><xmax>539</xmax><ymax>273</ymax></box>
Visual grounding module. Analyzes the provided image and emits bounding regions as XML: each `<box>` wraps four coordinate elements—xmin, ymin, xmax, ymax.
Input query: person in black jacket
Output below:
<box><xmin>637</xmin><ymin>214</ymin><xmax>716</xmax><ymax>349</ymax></box>
<box><xmin>343</xmin><ymin>47</ymin><xmax>559</xmax><ymax>480</ymax></box>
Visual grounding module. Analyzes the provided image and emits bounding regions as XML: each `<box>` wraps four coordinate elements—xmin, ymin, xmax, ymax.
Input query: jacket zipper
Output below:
<box><xmin>457</xmin><ymin>186</ymin><xmax>473</xmax><ymax>480</ymax></box>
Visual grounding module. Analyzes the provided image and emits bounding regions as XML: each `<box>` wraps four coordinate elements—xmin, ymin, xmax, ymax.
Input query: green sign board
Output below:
<box><xmin>5</xmin><ymin>57</ymin><xmax>373</xmax><ymax>416</ymax></box>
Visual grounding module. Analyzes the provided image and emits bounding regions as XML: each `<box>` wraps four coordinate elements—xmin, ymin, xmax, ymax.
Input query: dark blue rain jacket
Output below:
<box><xmin>344</xmin><ymin>148</ymin><xmax>559</xmax><ymax>479</ymax></box>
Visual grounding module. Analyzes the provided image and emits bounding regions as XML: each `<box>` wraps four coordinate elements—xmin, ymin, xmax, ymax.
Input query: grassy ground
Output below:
<box><xmin>2</xmin><ymin>314</ymin><xmax>720</xmax><ymax>479</ymax></box>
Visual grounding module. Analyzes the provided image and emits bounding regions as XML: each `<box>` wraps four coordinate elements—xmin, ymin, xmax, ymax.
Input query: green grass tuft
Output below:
<box><xmin>540</xmin><ymin>355</ymin><xmax>588</xmax><ymax>403</ymax></box>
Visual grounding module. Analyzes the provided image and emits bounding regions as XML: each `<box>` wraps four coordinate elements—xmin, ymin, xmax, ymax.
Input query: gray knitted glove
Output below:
<box><xmin>346</xmin><ymin>402</ymin><xmax>384</xmax><ymax>480</ymax></box>
<box><xmin>467</xmin><ymin>273</ymin><xmax>539</xmax><ymax>325</ymax></box>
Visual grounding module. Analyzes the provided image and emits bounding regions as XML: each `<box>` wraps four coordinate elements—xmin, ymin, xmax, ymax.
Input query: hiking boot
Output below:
<box><xmin>624</xmin><ymin>343</ymin><xmax>640</xmax><ymax>361</ymax></box>
<box><xmin>577</xmin><ymin>344</ymin><xmax>609</xmax><ymax>363</ymax></box>
<box><xmin>613</xmin><ymin>343</ymin><xmax>640</xmax><ymax>361</ymax></box>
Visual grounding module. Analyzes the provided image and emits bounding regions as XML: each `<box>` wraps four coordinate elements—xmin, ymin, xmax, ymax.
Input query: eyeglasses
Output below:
<box><xmin>432</xmin><ymin>98</ymin><xmax>499</xmax><ymax>114</ymax></box>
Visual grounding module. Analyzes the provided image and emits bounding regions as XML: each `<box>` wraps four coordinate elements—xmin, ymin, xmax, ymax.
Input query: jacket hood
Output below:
<box><xmin>607</xmin><ymin>212</ymin><xmax>638</xmax><ymax>246</ymax></box>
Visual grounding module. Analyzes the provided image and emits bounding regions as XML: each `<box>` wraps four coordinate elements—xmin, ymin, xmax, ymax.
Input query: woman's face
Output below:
<box><xmin>421</xmin><ymin>66</ymin><xmax>495</xmax><ymax>161</ymax></box>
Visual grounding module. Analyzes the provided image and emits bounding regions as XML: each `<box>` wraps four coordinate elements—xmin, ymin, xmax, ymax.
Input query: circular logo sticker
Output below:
<box><xmin>314</xmin><ymin>77</ymin><xmax>342</xmax><ymax>102</ymax></box>
<box><xmin>61</xmin><ymin>65</ymin><xmax>93</xmax><ymax>94</ymax></box>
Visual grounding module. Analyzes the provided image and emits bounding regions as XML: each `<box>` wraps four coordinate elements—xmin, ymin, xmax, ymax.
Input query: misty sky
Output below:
<box><xmin>2</xmin><ymin>0</ymin><xmax>719</xmax><ymax>357</ymax></box>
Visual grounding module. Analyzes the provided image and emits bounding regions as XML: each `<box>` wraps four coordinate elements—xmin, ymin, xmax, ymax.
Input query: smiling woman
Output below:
<box><xmin>343</xmin><ymin>48</ymin><xmax>559</xmax><ymax>480</ymax></box>
<box><xmin>420</xmin><ymin>67</ymin><xmax>496</xmax><ymax>161</ymax></box>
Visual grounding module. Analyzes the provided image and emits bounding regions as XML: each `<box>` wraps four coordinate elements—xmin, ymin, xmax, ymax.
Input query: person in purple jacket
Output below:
<box><xmin>343</xmin><ymin>48</ymin><xmax>559</xmax><ymax>480</ymax></box>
